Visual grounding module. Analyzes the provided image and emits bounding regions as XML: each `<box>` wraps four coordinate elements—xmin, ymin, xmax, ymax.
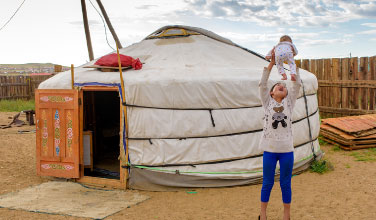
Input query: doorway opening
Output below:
<box><xmin>83</xmin><ymin>90</ymin><xmax>120</xmax><ymax>180</ymax></box>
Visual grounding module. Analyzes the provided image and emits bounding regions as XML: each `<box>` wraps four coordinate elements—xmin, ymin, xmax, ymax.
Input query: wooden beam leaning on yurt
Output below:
<box><xmin>95</xmin><ymin>0</ymin><xmax>122</xmax><ymax>49</ymax></box>
<box><xmin>81</xmin><ymin>0</ymin><xmax>94</xmax><ymax>61</ymax></box>
<box><xmin>71</xmin><ymin>64</ymin><xmax>75</xmax><ymax>89</ymax></box>
<box><xmin>116</xmin><ymin>44</ymin><xmax>129</xmax><ymax>189</ymax></box>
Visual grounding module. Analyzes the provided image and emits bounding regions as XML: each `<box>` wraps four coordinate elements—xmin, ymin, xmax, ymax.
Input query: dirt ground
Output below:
<box><xmin>0</xmin><ymin>112</ymin><xmax>375</xmax><ymax>220</ymax></box>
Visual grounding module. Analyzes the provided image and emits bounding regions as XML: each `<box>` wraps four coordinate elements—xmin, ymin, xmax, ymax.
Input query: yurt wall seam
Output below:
<box><xmin>126</xmin><ymin>137</ymin><xmax>318</xmax><ymax>168</ymax></box>
<box><xmin>122</xmin><ymin>93</ymin><xmax>316</xmax><ymax>110</ymax></box>
<box><xmin>128</xmin><ymin>144</ymin><xmax>320</xmax><ymax>174</ymax></box>
<box><xmin>127</xmin><ymin>108</ymin><xmax>319</xmax><ymax>140</ymax></box>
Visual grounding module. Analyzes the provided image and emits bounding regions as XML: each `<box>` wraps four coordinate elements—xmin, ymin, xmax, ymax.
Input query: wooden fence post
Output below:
<box><xmin>302</xmin><ymin>59</ymin><xmax>309</xmax><ymax>71</ymax></box>
<box><xmin>324</xmin><ymin>59</ymin><xmax>332</xmax><ymax>118</ymax></box>
<box><xmin>332</xmin><ymin>58</ymin><xmax>341</xmax><ymax>117</ymax></box>
<box><xmin>359</xmin><ymin>57</ymin><xmax>369</xmax><ymax>110</ymax></box>
<box><xmin>370</xmin><ymin>56</ymin><xmax>376</xmax><ymax>110</ymax></box>
<box><xmin>295</xmin><ymin>59</ymin><xmax>301</xmax><ymax>68</ymax></box>
<box><xmin>341</xmin><ymin>58</ymin><xmax>349</xmax><ymax>112</ymax></box>
<box><xmin>28</xmin><ymin>76</ymin><xmax>32</xmax><ymax>99</ymax></box>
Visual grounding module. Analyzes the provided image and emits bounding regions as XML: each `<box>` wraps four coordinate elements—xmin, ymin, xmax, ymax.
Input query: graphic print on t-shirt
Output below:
<box><xmin>272</xmin><ymin>106</ymin><xmax>287</xmax><ymax>129</ymax></box>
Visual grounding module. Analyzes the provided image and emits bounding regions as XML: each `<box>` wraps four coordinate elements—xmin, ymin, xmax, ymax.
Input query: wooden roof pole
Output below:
<box><xmin>81</xmin><ymin>0</ymin><xmax>94</xmax><ymax>61</ymax></box>
<box><xmin>71</xmin><ymin>64</ymin><xmax>75</xmax><ymax>89</ymax></box>
<box><xmin>95</xmin><ymin>0</ymin><xmax>123</xmax><ymax>48</ymax></box>
<box><xmin>116</xmin><ymin>44</ymin><xmax>128</xmax><ymax>188</ymax></box>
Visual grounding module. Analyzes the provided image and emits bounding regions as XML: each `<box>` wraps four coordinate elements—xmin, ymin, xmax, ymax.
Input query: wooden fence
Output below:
<box><xmin>296</xmin><ymin>56</ymin><xmax>376</xmax><ymax>118</ymax></box>
<box><xmin>1</xmin><ymin>58</ymin><xmax>376</xmax><ymax>118</ymax></box>
<box><xmin>0</xmin><ymin>75</ymin><xmax>52</xmax><ymax>100</ymax></box>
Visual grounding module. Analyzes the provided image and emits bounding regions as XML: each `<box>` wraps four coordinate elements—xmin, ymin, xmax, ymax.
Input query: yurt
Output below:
<box><xmin>36</xmin><ymin>25</ymin><xmax>322</xmax><ymax>190</ymax></box>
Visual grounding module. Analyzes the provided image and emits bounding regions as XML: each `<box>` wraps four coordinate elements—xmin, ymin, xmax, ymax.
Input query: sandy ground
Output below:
<box><xmin>0</xmin><ymin>112</ymin><xmax>375</xmax><ymax>220</ymax></box>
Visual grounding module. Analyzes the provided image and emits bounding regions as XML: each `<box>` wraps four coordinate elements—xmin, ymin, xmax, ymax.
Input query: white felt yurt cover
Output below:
<box><xmin>39</xmin><ymin>25</ymin><xmax>322</xmax><ymax>190</ymax></box>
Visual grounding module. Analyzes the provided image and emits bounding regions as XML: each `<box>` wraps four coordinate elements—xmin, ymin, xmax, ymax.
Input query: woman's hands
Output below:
<box><xmin>267</xmin><ymin>48</ymin><xmax>275</xmax><ymax>71</ymax></box>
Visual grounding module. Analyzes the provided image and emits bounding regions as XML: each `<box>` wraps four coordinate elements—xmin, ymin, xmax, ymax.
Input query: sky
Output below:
<box><xmin>0</xmin><ymin>0</ymin><xmax>375</xmax><ymax>66</ymax></box>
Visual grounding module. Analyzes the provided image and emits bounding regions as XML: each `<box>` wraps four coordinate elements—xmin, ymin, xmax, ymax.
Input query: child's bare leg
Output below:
<box><xmin>287</xmin><ymin>54</ymin><xmax>297</xmax><ymax>81</ymax></box>
<box><xmin>281</xmin><ymin>73</ymin><xmax>287</xmax><ymax>80</ymax></box>
<box><xmin>260</xmin><ymin>202</ymin><xmax>268</xmax><ymax>220</ymax></box>
<box><xmin>283</xmin><ymin>203</ymin><xmax>291</xmax><ymax>220</ymax></box>
<box><xmin>290</xmin><ymin>74</ymin><xmax>296</xmax><ymax>81</ymax></box>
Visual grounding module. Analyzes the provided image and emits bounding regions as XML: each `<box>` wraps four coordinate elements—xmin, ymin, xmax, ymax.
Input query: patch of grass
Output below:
<box><xmin>345</xmin><ymin>164</ymin><xmax>351</xmax><ymax>168</ymax></box>
<box><xmin>332</xmin><ymin>145</ymin><xmax>342</xmax><ymax>152</ymax></box>
<box><xmin>0</xmin><ymin>99</ymin><xmax>35</xmax><ymax>112</ymax></box>
<box><xmin>350</xmin><ymin>148</ymin><xmax>376</xmax><ymax>162</ymax></box>
<box><xmin>318</xmin><ymin>136</ymin><xmax>328</xmax><ymax>146</ymax></box>
<box><xmin>310</xmin><ymin>159</ymin><xmax>334</xmax><ymax>174</ymax></box>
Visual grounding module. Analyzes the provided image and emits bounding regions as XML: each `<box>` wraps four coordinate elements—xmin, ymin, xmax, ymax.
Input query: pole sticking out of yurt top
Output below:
<box><xmin>70</xmin><ymin>64</ymin><xmax>74</xmax><ymax>89</ymax></box>
<box><xmin>80</xmin><ymin>0</ymin><xmax>94</xmax><ymax>61</ymax></box>
<box><xmin>95</xmin><ymin>0</ymin><xmax>123</xmax><ymax>48</ymax></box>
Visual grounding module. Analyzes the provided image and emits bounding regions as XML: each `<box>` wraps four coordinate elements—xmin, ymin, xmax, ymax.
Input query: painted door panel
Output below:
<box><xmin>35</xmin><ymin>89</ymin><xmax>80</xmax><ymax>178</ymax></box>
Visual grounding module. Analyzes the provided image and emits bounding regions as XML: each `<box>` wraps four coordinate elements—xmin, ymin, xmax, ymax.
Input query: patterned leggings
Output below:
<box><xmin>261</xmin><ymin>151</ymin><xmax>294</xmax><ymax>204</ymax></box>
<box><xmin>275</xmin><ymin>45</ymin><xmax>297</xmax><ymax>75</ymax></box>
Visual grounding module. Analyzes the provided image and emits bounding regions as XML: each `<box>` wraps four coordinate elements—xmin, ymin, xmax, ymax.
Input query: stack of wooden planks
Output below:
<box><xmin>320</xmin><ymin>114</ymin><xmax>376</xmax><ymax>150</ymax></box>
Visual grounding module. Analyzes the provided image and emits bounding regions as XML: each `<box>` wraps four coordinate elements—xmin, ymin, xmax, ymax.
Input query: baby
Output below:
<box><xmin>266</xmin><ymin>35</ymin><xmax>298</xmax><ymax>81</ymax></box>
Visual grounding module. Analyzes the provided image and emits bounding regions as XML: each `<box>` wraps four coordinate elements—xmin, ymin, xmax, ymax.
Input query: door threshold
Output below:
<box><xmin>75</xmin><ymin>176</ymin><xmax>125</xmax><ymax>189</ymax></box>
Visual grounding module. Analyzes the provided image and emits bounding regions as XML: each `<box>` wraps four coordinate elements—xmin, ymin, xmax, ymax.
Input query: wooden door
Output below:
<box><xmin>35</xmin><ymin>89</ymin><xmax>81</xmax><ymax>178</ymax></box>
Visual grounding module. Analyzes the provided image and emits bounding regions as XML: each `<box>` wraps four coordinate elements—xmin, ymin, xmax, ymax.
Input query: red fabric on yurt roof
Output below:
<box><xmin>95</xmin><ymin>53</ymin><xmax>142</xmax><ymax>70</ymax></box>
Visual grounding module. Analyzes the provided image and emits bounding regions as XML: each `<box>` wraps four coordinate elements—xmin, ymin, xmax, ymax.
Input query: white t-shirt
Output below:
<box><xmin>258</xmin><ymin>67</ymin><xmax>301</xmax><ymax>153</ymax></box>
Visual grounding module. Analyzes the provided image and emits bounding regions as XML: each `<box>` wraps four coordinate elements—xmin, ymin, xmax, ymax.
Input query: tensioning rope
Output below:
<box><xmin>122</xmin><ymin>93</ymin><xmax>316</xmax><ymax>128</ymax></box>
<box><xmin>122</xmin><ymin>93</ymin><xmax>316</xmax><ymax>110</ymax></box>
<box><xmin>301</xmin><ymin>75</ymin><xmax>317</xmax><ymax>160</ymax></box>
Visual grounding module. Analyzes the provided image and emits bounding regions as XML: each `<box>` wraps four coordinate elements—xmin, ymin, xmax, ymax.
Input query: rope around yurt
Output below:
<box><xmin>118</xmin><ymin>47</ymin><xmax>318</xmax><ymax>171</ymax></box>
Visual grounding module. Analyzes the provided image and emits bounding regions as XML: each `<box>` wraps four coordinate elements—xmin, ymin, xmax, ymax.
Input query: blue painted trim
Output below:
<box><xmin>75</xmin><ymin>82</ymin><xmax>130</xmax><ymax>166</ymax></box>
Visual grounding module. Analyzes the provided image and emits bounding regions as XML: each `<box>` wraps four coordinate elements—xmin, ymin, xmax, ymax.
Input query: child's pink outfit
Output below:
<box><xmin>266</xmin><ymin>41</ymin><xmax>298</xmax><ymax>76</ymax></box>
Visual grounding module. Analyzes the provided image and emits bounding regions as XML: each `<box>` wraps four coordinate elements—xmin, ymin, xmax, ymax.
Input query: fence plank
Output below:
<box><xmin>324</xmin><ymin>59</ymin><xmax>332</xmax><ymax>117</ymax></box>
<box><xmin>317</xmin><ymin>59</ymin><xmax>325</xmax><ymax>117</ymax></box>
<box><xmin>295</xmin><ymin>60</ymin><xmax>301</xmax><ymax>68</ymax></box>
<box><xmin>370</xmin><ymin>56</ymin><xmax>376</xmax><ymax>110</ymax></box>
<box><xmin>341</xmin><ymin>58</ymin><xmax>349</xmax><ymax>111</ymax></box>
<box><xmin>359</xmin><ymin>57</ymin><xmax>368</xmax><ymax>110</ymax></box>
<box><xmin>302</xmin><ymin>59</ymin><xmax>310</xmax><ymax>72</ymax></box>
<box><xmin>332</xmin><ymin>58</ymin><xmax>341</xmax><ymax>117</ymax></box>
<box><xmin>349</xmin><ymin>58</ymin><xmax>356</xmax><ymax>109</ymax></box>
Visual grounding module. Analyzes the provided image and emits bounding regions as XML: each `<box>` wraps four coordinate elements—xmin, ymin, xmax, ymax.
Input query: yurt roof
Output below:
<box><xmin>39</xmin><ymin>25</ymin><xmax>318</xmax><ymax>109</ymax></box>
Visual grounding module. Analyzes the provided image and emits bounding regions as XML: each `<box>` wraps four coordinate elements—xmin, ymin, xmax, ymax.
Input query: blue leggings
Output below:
<box><xmin>261</xmin><ymin>151</ymin><xmax>294</xmax><ymax>204</ymax></box>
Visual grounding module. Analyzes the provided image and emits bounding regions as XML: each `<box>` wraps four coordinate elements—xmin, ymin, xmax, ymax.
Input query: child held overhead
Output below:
<box><xmin>266</xmin><ymin>35</ymin><xmax>298</xmax><ymax>81</ymax></box>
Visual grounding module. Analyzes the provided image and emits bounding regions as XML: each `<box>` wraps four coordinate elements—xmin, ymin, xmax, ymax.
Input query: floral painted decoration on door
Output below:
<box><xmin>40</xmin><ymin>96</ymin><xmax>73</xmax><ymax>102</ymax></box>
<box><xmin>66</xmin><ymin>111</ymin><xmax>73</xmax><ymax>157</ymax></box>
<box><xmin>54</xmin><ymin>110</ymin><xmax>60</xmax><ymax>156</ymax></box>
<box><xmin>41</xmin><ymin>110</ymin><xmax>48</xmax><ymax>156</ymax></box>
<box><xmin>41</xmin><ymin>164</ymin><xmax>74</xmax><ymax>170</ymax></box>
